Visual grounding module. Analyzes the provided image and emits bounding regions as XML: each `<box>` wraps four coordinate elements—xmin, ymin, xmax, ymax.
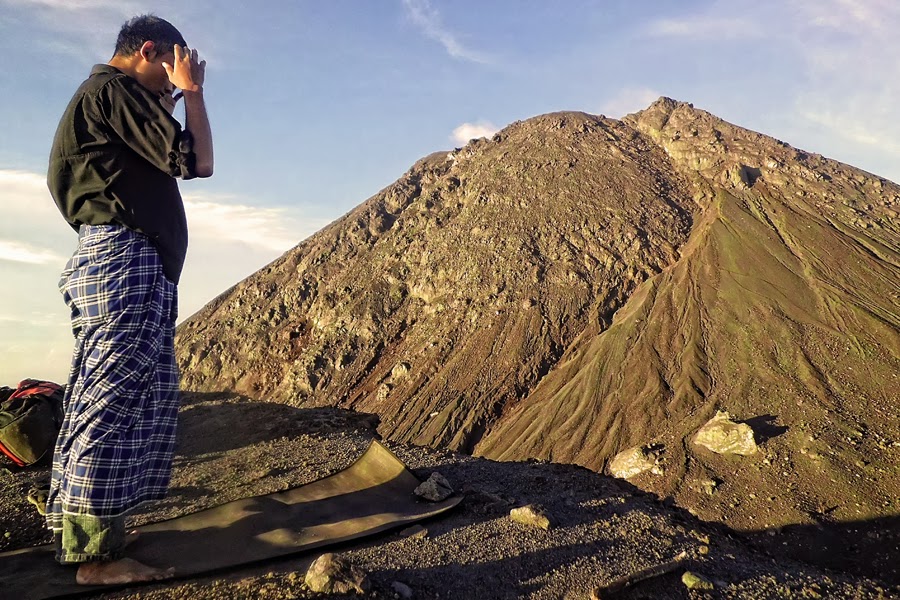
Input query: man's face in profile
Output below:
<box><xmin>132</xmin><ymin>44</ymin><xmax>179</xmax><ymax>114</ymax></box>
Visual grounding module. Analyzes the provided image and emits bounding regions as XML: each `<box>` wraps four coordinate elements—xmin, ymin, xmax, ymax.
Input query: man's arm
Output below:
<box><xmin>165</xmin><ymin>46</ymin><xmax>213</xmax><ymax>177</ymax></box>
<box><xmin>182</xmin><ymin>89</ymin><xmax>213</xmax><ymax>177</ymax></box>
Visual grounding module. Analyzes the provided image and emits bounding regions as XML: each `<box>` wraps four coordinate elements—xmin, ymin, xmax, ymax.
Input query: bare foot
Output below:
<box><xmin>76</xmin><ymin>558</ymin><xmax>175</xmax><ymax>585</ymax></box>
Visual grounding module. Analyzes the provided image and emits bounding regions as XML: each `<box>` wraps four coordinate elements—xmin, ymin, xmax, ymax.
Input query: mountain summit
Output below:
<box><xmin>175</xmin><ymin>98</ymin><xmax>899</xmax><ymax>538</ymax></box>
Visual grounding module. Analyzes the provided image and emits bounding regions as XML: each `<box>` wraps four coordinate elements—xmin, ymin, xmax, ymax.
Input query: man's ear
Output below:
<box><xmin>139</xmin><ymin>40</ymin><xmax>157</xmax><ymax>62</ymax></box>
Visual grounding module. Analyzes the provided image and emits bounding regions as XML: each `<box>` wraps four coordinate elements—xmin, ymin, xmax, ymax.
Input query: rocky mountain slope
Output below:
<box><xmin>174</xmin><ymin>99</ymin><xmax>899</xmax><ymax>554</ymax></box>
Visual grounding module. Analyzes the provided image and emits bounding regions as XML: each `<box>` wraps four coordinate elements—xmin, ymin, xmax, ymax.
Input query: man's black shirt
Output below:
<box><xmin>48</xmin><ymin>64</ymin><xmax>196</xmax><ymax>283</ymax></box>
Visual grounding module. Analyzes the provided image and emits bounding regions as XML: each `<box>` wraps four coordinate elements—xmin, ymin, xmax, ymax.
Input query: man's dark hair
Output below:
<box><xmin>114</xmin><ymin>15</ymin><xmax>186</xmax><ymax>57</ymax></box>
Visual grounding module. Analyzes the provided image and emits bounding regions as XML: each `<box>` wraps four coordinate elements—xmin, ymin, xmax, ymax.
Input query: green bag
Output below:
<box><xmin>0</xmin><ymin>380</ymin><xmax>64</xmax><ymax>467</ymax></box>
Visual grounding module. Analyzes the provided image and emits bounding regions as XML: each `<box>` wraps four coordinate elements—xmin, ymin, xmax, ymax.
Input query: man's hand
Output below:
<box><xmin>162</xmin><ymin>45</ymin><xmax>205</xmax><ymax>93</ymax></box>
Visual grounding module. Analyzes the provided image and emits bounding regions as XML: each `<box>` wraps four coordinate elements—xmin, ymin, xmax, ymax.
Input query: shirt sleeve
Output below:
<box><xmin>97</xmin><ymin>75</ymin><xmax>197</xmax><ymax>180</ymax></box>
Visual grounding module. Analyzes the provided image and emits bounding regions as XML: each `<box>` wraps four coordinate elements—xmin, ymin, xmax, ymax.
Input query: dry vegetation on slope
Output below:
<box><xmin>175</xmin><ymin>99</ymin><xmax>899</xmax><ymax>582</ymax></box>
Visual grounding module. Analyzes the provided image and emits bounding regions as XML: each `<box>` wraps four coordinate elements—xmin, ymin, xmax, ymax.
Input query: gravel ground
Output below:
<box><xmin>1</xmin><ymin>393</ymin><xmax>895</xmax><ymax>599</ymax></box>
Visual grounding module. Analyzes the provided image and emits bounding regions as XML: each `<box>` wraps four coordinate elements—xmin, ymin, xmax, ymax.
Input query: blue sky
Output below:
<box><xmin>2</xmin><ymin>0</ymin><xmax>898</xmax><ymax>384</ymax></box>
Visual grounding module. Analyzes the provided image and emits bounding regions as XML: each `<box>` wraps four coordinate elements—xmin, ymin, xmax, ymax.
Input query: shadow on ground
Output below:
<box><xmin>175</xmin><ymin>391</ymin><xmax>380</xmax><ymax>460</ymax></box>
<box><xmin>741</xmin><ymin>514</ymin><xmax>900</xmax><ymax>587</ymax></box>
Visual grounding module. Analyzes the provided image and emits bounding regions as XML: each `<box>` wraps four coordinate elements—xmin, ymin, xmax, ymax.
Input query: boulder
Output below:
<box><xmin>609</xmin><ymin>445</ymin><xmax>664</xmax><ymax>479</ymax></box>
<box><xmin>510</xmin><ymin>504</ymin><xmax>551</xmax><ymax>530</ymax></box>
<box><xmin>414</xmin><ymin>472</ymin><xmax>454</xmax><ymax>501</ymax></box>
<box><xmin>304</xmin><ymin>553</ymin><xmax>370</xmax><ymax>594</ymax></box>
<box><xmin>693</xmin><ymin>411</ymin><xmax>758</xmax><ymax>456</ymax></box>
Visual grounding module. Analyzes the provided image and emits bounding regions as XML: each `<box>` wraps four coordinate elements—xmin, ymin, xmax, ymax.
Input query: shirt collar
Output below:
<box><xmin>90</xmin><ymin>64</ymin><xmax>122</xmax><ymax>77</ymax></box>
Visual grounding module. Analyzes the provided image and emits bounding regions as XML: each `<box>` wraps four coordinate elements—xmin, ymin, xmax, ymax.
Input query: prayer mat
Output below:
<box><xmin>0</xmin><ymin>441</ymin><xmax>461</xmax><ymax>599</ymax></box>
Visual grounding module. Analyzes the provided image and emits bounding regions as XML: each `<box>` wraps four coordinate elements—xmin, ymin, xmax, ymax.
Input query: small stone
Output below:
<box><xmin>391</xmin><ymin>581</ymin><xmax>414</xmax><ymax>599</ymax></box>
<box><xmin>510</xmin><ymin>504</ymin><xmax>551</xmax><ymax>530</ymax></box>
<box><xmin>682</xmin><ymin>571</ymin><xmax>714</xmax><ymax>590</ymax></box>
<box><xmin>304</xmin><ymin>553</ymin><xmax>370</xmax><ymax>594</ymax></box>
<box><xmin>391</xmin><ymin>362</ymin><xmax>411</xmax><ymax>380</ymax></box>
<box><xmin>700</xmin><ymin>478</ymin><xmax>719</xmax><ymax>496</ymax></box>
<box><xmin>693</xmin><ymin>411</ymin><xmax>758</xmax><ymax>455</ymax></box>
<box><xmin>698</xmin><ymin>545</ymin><xmax>709</xmax><ymax>555</ymax></box>
<box><xmin>414</xmin><ymin>472</ymin><xmax>454</xmax><ymax>501</ymax></box>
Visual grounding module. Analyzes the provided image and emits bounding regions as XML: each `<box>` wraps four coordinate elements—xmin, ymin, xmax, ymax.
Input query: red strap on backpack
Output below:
<box><xmin>9</xmin><ymin>379</ymin><xmax>63</xmax><ymax>401</ymax></box>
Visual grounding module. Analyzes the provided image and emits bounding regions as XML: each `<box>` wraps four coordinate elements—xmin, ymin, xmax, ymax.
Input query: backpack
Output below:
<box><xmin>0</xmin><ymin>379</ymin><xmax>65</xmax><ymax>467</ymax></box>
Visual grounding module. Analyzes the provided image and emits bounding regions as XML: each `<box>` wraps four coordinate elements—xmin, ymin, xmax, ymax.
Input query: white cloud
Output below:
<box><xmin>0</xmin><ymin>312</ymin><xmax>64</xmax><ymax>327</ymax></box>
<box><xmin>0</xmin><ymin>169</ymin><xmax>76</xmax><ymax>252</ymax></box>
<box><xmin>183</xmin><ymin>193</ymin><xmax>316</xmax><ymax>253</ymax></box>
<box><xmin>645</xmin><ymin>15</ymin><xmax>764</xmax><ymax>40</ymax></box>
<box><xmin>0</xmin><ymin>241</ymin><xmax>65</xmax><ymax>265</ymax></box>
<box><xmin>787</xmin><ymin>0</ymin><xmax>900</xmax><ymax>168</ymax></box>
<box><xmin>799</xmin><ymin>0</ymin><xmax>895</xmax><ymax>32</ymax></box>
<box><xmin>0</xmin><ymin>0</ymin><xmax>191</xmax><ymax>64</ymax></box>
<box><xmin>0</xmin><ymin>168</ymin><xmax>331</xmax><ymax>380</ymax></box>
<box><xmin>599</xmin><ymin>87</ymin><xmax>663</xmax><ymax>119</ymax></box>
<box><xmin>402</xmin><ymin>0</ymin><xmax>490</xmax><ymax>64</ymax></box>
<box><xmin>451</xmin><ymin>121</ymin><xmax>498</xmax><ymax>145</ymax></box>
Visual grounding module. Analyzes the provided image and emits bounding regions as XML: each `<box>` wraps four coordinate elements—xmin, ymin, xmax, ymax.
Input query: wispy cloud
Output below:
<box><xmin>0</xmin><ymin>241</ymin><xmax>65</xmax><ymax>265</ymax></box>
<box><xmin>799</xmin><ymin>0</ymin><xmax>895</xmax><ymax>32</ymax></box>
<box><xmin>0</xmin><ymin>312</ymin><xmax>64</xmax><ymax>327</ymax></box>
<box><xmin>0</xmin><ymin>0</ymin><xmax>172</xmax><ymax>63</ymax></box>
<box><xmin>599</xmin><ymin>87</ymin><xmax>662</xmax><ymax>119</ymax></box>
<box><xmin>183</xmin><ymin>193</ymin><xmax>321</xmax><ymax>254</ymax></box>
<box><xmin>0</xmin><ymin>168</ymin><xmax>331</xmax><ymax>378</ymax></box>
<box><xmin>788</xmin><ymin>0</ymin><xmax>900</xmax><ymax>167</ymax></box>
<box><xmin>402</xmin><ymin>0</ymin><xmax>490</xmax><ymax>64</ymax></box>
<box><xmin>800</xmin><ymin>108</ymin><xmax>900</xmax><ymax>157</ymax></box>
<box><xmin>451</xmin><ymin>121</ymin><xmax>498</xmax><ymax>145</ymax></box>
<box><xmin>645</xmin><ymin>15</ymin><xmax>764</xmax><ymax>40</ymax></box>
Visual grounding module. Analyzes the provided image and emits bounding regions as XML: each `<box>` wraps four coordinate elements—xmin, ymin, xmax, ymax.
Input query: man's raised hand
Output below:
<box><xmin>162</xmin><ymin>45</ymin><xmax>206</xmax><ymax>93</ymax></box>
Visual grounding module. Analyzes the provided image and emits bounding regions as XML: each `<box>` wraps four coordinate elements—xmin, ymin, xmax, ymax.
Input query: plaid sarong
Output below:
<box><xmin>46</xmin><ymin>224</ymin><xmax>179</xmax><ymax>532</ymax></box>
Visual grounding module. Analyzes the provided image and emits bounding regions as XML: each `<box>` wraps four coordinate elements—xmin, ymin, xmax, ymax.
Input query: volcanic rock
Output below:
<box><xmin>693</xmin><ymin>411</ymin><xmax>758</xmax><ymax>456</ymax></box>
<box><xmin>682</xmin><ymin>570</ymin><xmax>715</xmax><ymax>590</ymax></box>
<box><xmin>304</xmin><ymin>552</ymin><xmax>370</xmax><ymax>594</ymax></box>
<box><xmin>608</xmin><ymin>445</ymin><xmax>664</xmax><ymax>479</ymax></box>
<box><xmin>509</xmin><ymin>504</ymin><xmax>551</xmax><ymax>530</ymax></box>
<box><xmin>413</xmin><ymin>472</ymin><xmax>453</xmax><ymax>501</ymax></box>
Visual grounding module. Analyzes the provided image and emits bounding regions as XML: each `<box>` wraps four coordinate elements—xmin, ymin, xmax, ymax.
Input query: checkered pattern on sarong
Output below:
<box><xmin>46</xmin><ymin>224</ymin><xmax>180</xmax><ymax>530</ymax></box>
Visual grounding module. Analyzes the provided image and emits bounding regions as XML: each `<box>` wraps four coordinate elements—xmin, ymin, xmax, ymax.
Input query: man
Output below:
<box><xmin>46</xmin><ymin>15</ymin><xmax>213</xmax><ymax>585</ymax></box>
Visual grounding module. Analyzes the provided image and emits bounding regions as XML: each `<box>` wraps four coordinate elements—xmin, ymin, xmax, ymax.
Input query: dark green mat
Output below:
<box><xmin>0</xmin><ymin>441</ymin><xmax>460</xmax><ymax>599</ymax></box>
